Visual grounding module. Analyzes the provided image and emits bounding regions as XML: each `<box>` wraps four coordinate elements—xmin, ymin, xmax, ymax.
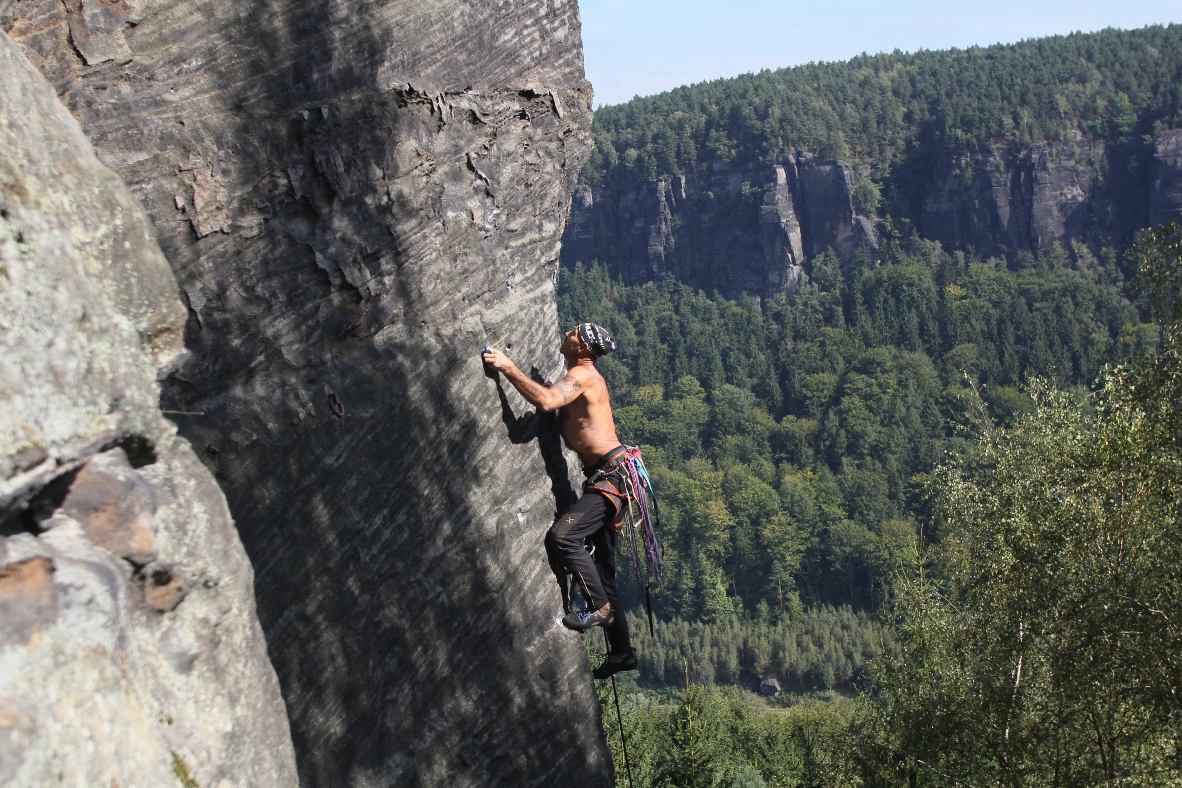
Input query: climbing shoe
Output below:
<box><xmin>561</xmin><ymin>606</ymin><xmax>615</xmax><ymax>631</ymax></box>
<box><xmin>592</xmin><ymin>650</ymin><xmax>638</xmax><ymax>680</ymax></box>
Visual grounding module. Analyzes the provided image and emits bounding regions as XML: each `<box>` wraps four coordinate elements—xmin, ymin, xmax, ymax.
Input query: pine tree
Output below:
<box><xmin>657</xmin><ymin>679</ymin><xmax>731</xmax><ymax>787</ymax></box>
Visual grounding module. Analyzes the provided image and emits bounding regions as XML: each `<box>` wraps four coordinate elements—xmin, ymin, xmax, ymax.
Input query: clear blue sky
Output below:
<box><xmin>580</xmin><ymin>0</ymin><xmax>1182</xmax><ymax>107</ymax></box>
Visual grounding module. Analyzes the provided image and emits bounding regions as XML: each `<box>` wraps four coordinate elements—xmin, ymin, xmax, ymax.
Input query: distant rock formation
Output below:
<box><xmin>0</xmin><ymin>30</ymin><xmax>296</xmax><ymax>787</ymax></box>
<box><xmin>920</xmin><ymin>136</ymin><xmax>1108</xmax><ymax>259</ymax></box>
<box><xmin>759</xmin><ymin>165</ymin><xmax>805</xmax><ymax>299</ymax></box>
<box><xmin>563</xmin><ymin>152</ymin><xmax>877</xmax><ymax>301</ymax></box>
<box><xmin>1150</xmin><ymin>129</ymin><xmax>1182</xmax><ymax>227</ymax></box>
<box><xmin>791</xmin><ymin>153</ymin><xmax>878</xmax><ymax>261</ymax></box>
<box><xmin>4</xmin><ymin>0</ymin><xmax>609</xmax><ymax>784</ymax></box>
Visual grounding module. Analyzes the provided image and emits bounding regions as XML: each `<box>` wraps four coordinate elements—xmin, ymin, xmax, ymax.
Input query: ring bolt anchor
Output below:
<box><xmin>328</xmin><ymin>392</ymin><xmax>345</xmax><ymax>419</ymax></box>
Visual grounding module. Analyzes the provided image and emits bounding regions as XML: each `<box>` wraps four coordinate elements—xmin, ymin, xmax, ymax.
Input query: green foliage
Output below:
<box><xmin>1138</xmin><ymin>221</ymin><xmax>1182</xmax><ymax>323</ymax></box>
<box><xmin>559</xmin><ymin>235</ymin><xmax>1138</xmax><ymax>619</ymax></box>
<box><xmin>659</xmin><ymin>681</ymin><xmax>732</xmax><ymax>787</ymax></box>
<box><xmin>584</xmin><ymin>25</ymin><xmax>1182</xmax><ymax>196</ymax></box>
<box><xmin>625</xmin><ymin>608</ymin><xmax>891</xmax><ymax>692</ymax></box>
<box><xmin>876</xmin><ymin>223</ymin><xmax>1182</xmax><ymax>785</ymax></box>
<box><xmin>597</xmin><ymin>679</ymin><xmax>868</xmax><ymax>788</ymax></box>
<box><xmin>570</xmin><ymin>226</ymin><xmax>1179</xmax><ymax>788</ymax></box>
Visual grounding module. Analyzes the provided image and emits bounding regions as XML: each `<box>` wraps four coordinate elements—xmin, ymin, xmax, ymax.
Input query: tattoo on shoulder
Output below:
<box><xmin>553</xmin><ymin>374</ymin><xmax>582</xmax><ymax>405</ymax></box>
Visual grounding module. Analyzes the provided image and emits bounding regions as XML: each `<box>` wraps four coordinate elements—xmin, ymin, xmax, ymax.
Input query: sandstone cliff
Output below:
<box><xmin>564</xmin><ymin>152</ymin><xmax>877</xmax><ymax>300</ymax></box>
<box><xmin>920</xmin><ymin>135</ymin><xmax>1110</xmax><ymax>259</ymax></box>
<box><xmin>1150</xmin><ymin>129</ymin><xmax>1182</xmax><ymax>227</ymax></box>
<box><xmin>0</xmin><ymin>30</ymin><xmax>296</xmax><ymax>787</ymax></box>
<box><xmin>4</xmin><ymin>0</ymin><xmax>608</xmax><ymax>784</ymax></box>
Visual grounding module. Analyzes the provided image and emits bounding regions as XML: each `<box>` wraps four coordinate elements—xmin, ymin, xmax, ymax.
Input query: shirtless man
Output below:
<box><xmin>481</xmin><ymin>322</ymin><xmax>638</xmax><ymax>679</ymax></box>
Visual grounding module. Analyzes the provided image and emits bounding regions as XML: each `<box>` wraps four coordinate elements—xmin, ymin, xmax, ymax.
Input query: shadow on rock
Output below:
<box><xmin>491</xmin><ymin>367</ymin><xmax>578</xmax><ymax>518</ymax></box>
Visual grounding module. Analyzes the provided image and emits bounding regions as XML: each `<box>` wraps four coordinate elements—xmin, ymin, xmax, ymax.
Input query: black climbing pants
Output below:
<box><xmin>545</xmin><ymin>487</ymin><xmax>633</xmax><ymax>655</ymax></box>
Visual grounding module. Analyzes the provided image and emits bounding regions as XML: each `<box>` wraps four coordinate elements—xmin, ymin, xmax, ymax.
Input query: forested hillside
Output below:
<box><xmin>565</xmin><ymin>24</ymin><xmax>1182</xmax><ymax>787</ymax></box>
<box><xmin>576</xmin><ymin>223</ymin><xmax>1182</xmax><ymax>788</ymax></box>
<box><xmin>584</xmin><ymin>24</ymin><xmax>1182</xmax><ymax>208</ymax></box>
<box><xmin>559</xmin><ymin>238</ymin><xmax>1153</xmax><ymax>630</ymax></box>
<box><xmin>565</xmin><ymin>25</ymin><xmax>1182</xmax><ymax>301</ymax></box>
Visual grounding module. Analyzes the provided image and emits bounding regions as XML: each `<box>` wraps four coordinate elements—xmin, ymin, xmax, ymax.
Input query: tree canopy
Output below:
<box><xmin>559</xmin><ymin>235</ymin><xmax>1148</xmax><ymax>630</ymax></box>
<box><xmin>585</xmin><ymin>24</ymin><xmax>1182</xmax><ymax>192</ymax></box>
<box><xmin>585</xmin><ymin>220</ymin><xmax>1182</xmax><ymax>788</ymax></box>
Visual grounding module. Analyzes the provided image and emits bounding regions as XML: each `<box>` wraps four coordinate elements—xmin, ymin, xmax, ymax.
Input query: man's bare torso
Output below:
<box><xmin>480</xmin><ymin>328</ymin><xmax>621</xmax><ymax>467</ymax></box>
<box><xmin>556</xmin><ymin>366</ymin><xmax>621</xmax><ymax>467</ymax></box>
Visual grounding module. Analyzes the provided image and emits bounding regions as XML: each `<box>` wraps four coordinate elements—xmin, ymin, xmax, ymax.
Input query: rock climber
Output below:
<box><xmin>482</xmin><ymin>323</ymin><xmax>639</xmax><ymax>679</ymax></box>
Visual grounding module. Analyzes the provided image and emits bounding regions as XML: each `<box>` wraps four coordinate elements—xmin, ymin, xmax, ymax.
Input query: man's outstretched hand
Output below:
<box><xmin>484</xmin><ymin>347</ymin><xmax>575</xmax><ymax>412</ymax></box>
<box><xmin>481</xmin><ymin>348</ymin><xmax>514</xmax><ymax>374</ymax></box>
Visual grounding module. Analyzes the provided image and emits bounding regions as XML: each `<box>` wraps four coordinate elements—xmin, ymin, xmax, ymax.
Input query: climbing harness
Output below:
<box><xmin>585</xmin><ymin>446</ymin><xmax>663</xmax><ymax>637</ymax></box>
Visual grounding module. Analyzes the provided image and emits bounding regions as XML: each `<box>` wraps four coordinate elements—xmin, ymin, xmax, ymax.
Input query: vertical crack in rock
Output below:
<box><xmin>6</xmin><ymin>0</ymin><xmax>608</xmax><ymax>784</ymax></box>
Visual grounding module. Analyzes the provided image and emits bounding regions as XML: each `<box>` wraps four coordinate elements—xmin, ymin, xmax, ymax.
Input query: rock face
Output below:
<box><xmin>1150</xmin><ymin>129</ymin><xmax>1182</xmax><ymax>227</ymax></box>
<box><xmin>759</xmin><ymin>165</ymin><xmax>805</xmax><ymax>300</ymax></box>
<box><xmin>5</xmin><ymin>0</ymin><xmax>609</xmax><ymax>785</ymax></box>
<box><xmin>0</xmin><ymin>30</ymin><xmax>296</xmax><ymax>788</ymax></box>
<box><xmin>563</xmin><ymin>152</ymin><xmax>876</xmax><ymax>300</ymax></box>
<box><xmin>920</xmin><ymin>137</ymin><xmax>1110</xmax><ymax>259</ymax></box>
<box><xmin>792</xmin><ymin>154</ymin><xmax>878</xmax><ymax>261</ymax></box>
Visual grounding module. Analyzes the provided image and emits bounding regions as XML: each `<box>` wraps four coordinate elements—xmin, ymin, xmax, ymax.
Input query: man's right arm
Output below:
<box><xmin>483</xmin><ymin>350</ymin><xmax>582</xmax><ymax>412</ymax></box>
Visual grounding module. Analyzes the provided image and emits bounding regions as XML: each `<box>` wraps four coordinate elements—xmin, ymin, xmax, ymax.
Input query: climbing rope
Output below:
<box><xmin>620</xmin><ymin>447</ymin><xmax>663</xmax><ymax>588</ymax></box>
<box><xmin>605</xmin><ymin>629</ymin><xmax>636</xmax><ymax>788</ymax></box>
<box><xmin>588</xmin><ymin>448</ymin><xmax>658</xmax><ymax>787</ymax></box>
<box><xmin>586</xmin><ymin>446</ymin><xmax>664</xmax><ymax>595</ymax></box>
<box><xmin>618</xmin><ymin>447</ymin><xmax>663</xmax><ymax>637</ymax></box>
